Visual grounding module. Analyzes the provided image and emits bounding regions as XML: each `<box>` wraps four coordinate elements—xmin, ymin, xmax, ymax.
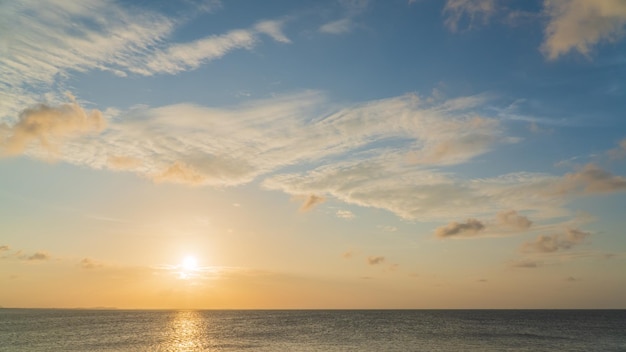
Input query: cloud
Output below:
<box><xmin>107</xmin><ymin>155</ymin><xmax>142</xmax><ymax>170</ymax></box>
<box><xmin>497</xmin><ymin>210</ymin><xmax>532</xmax><ymax>230</ymax></box>
<box><xmin>0</xmin><ymin>97</ymin><xmax>105</xmax><ymax>156</ymax></box>
<box><xmin>521</xmin><ymin>228</ymin><xmax>591</xmax><ymax>253</ymax></box>
<box><xmin>336</xmin><ymin>209</ymin><xmax>355</xmax><ymax>219</ymax></box>
<box><xmin>510</xmin><ymin>259</ymin><xmax>541</xmax><ymax>268</ymax></box>
<box><xmin>0</xmin><ymin>0</ymin><xmax>290</xmax><ymax>121</ymax></box>
<box><xmin>379</xmin><ymin>225</ymin><xmax>398</xmax><ymax>232</ymax></box>
<box><xmin>320</xmin><ymin>18</ymin><xmax>354</xmax><ymax>34</ymax></box>
<box><xmin>300</xmin><ymin>194</ymin><xmax>326</xmax><ymax>211</ymax></box>
<box><xmin>255</xmin><ymin>20</ymin><xmax>291</xmax><ymax>43</ymax></box>
<box><xmin>342</xmin><ymin>251</ymin><xmax>354</xmax><ymax>259</ymax></box>
<box><xmin>79</xmin><ymin>258</ymin><xmax>103</xmax><ymax>269</ymax></box>
<box><xmin>27</xmin><ymin>251</ymin><xmax>50</xmax><ymax>261</ymax></box>
<box><xmin>0</xmin><ymin>245</ymin><xmax>9</xmax><ymax>252</ymax></box>
<box><xmin>565</xmin><ymin>276</ymin><xmax>578</xmax><ymax>282</ymax></box>
<box><xmin>443</xmin><ymin>0</ymin><xmax>497</xmax><ymax>32</ymax></box>
<box><xmin>136</xmin><ymin>29</ymin><xmax>257</xmax><ymax>75</ymax></box>
<box><xmin>153</xmin><ymin>161</ymin><xmax>208</xmax><ymax>186</ymax></box>
<box><xmin>542</xmin><ymin>0</ymin><xmax>626</xmax><ymax>60</ymax></box>
<box><xmin>608</xmin><ymin>138</ymin><xmax>626</xmax><ymax>159</ymax></box>
<box><xmin>367</xmin><ymin>256</ymin><xmax>385</xmax><ymax>265</ymax></box>
<box><xmin>8</xmin><ymin>88</ymin><xmax>618</xmax><ymax>225</ymax></box>
<box><xmin>435</xmin><ymin>218</ymin><xmax>485</xmax><ymax>238</ymax></box>
<box><xmin>554</xmin><ymin>164</ymin><xmax>626</xmax><ymax>195</ymax></box>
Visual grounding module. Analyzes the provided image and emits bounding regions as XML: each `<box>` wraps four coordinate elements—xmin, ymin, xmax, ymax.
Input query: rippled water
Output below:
<box><xmin>1</xmin><ymin>309</ymin><xmax>625</xmax><ymax>351</ymax></box>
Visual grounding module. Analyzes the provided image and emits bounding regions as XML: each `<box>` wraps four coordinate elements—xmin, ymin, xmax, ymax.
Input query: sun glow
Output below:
<box><xmin>182</xmin><ymin>255</ymin><xmax>198</xmax><ymax>271</ymax></box>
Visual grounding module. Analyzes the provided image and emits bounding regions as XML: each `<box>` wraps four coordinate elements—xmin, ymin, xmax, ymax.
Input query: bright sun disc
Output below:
<box><xmin>182</xmin><ymin>255</ymin><xmax>198</xmax><ymax>271</ymax></box>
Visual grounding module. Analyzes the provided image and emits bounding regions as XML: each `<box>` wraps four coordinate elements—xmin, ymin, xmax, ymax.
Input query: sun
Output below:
<box><xmin>181</xmin><ymin>255</ymin><xmax>198</xmax><ymax>271</ymax></box>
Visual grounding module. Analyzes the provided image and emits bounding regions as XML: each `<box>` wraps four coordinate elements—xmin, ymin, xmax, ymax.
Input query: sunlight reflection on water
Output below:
<box><xmin>163</xmin><ymin>310</ymin><xmax>205</xmax><ymax>351</ymax></box>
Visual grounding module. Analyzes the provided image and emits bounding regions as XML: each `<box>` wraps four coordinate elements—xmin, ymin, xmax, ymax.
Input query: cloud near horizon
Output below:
<box><xmin>435</xmin><ymin>218</ymin><xmax>485</xmax><ymax>238</ymax></box>
<box><xmin>521</xmin><ymin>228</ymin><xmax>591</xmax><ymax>253</ymax></box>
<box><xmin>435</xmin><ymin>210</ymin><xmax>532</xmax><ymax>239</ymax></box>
<box><xmin>26</xmin><ymin>251</ymin><xmax>51</xmax><ymax>261</ymax></box>
<box><xmin>367</xmin><ymin>256</ymin><xmax>385</xmax><ymax>265</ymax></box>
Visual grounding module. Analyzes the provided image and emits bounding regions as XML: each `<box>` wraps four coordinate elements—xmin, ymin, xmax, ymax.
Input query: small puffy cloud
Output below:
<box><xmin>342</xmin><ymin>251</ymin><xmax>354</xmax><ymax>259</ymax></box>
<box><xmin>367</xmin><ymin>256</ymin><xmax>385</xmax><ymax>265</ymax></box>
<box><xmin>300</xmin><ymin>194</ymin><xmax>326</xmax><ymax>212</ymax></box>
<box><xmin>27</xmin><ymin>251</ymin><xmax>50</xmax><ymax>261</ymax></box>
<box><xmin>1</xmin><ymin>98</ymin><xmax>105</xmax><ymax>156</ymax></box>
<box><xmin>497</xmin><ymin>210</ymin><xmax>532</xmax><ymax>230</ymax></box>
<box><xmin>336</xmin><ymin>209</ymin><xmax>355</xmax><ymax>219</ymax></box>
<box><xmin>443</xmin><ymin>0</ymin><xmax>497</xmax><ymax>32</ymax></box>
<box><xmin>542</xmin><ymin>0</ymin><xmax>626</xmax><ymax>60</ymax></box>
<box><xmin>565</xmin><ymin>276</ymin><xmax>578</xmax><ymax>282</ymax></box>
<box><xmin>0</xmin><ymin>245</ymin><xmax>9</xmax><ymax>252</ymax></box>
<box><xmin>379</xmin><ymin>225</ymin><xmax>398</xmax><ymax>233</ymax></box>
<box><xmin>435</xmin><ymin>218</ymin><xmax>485</xmax><ymax>238</ymax></box>
<box><xmin>320</xmin><ymin>18</ymin><xmax>354</xmax><ymax>34</ymax></box>
<box><xmin>79</xmin><ymin>258</ymin><xmax>103</xmax><ymax>269</ymax></box>
<box><xmin>521</xmin><ymin>228</ymin><xmax>591</xmax><ymax>253</ymax></box>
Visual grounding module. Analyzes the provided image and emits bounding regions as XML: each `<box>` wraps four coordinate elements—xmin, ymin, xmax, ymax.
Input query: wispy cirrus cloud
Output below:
<box><xmin>4</xmin><ymin>88</ymin><xmax>626</xmax><ymax>227</ymax></box>
<box><xmin>0</xmin><ymin>0</ymin><xmax>290</xmax><ymax>121</ymax></box>
<box><xmin>443</xmin><ymin>0</ymin><xmax>497</xmax><ymax>32</ymax></box>
<box><xmin>319</xmin><ymin>0</ymin><xmax>370</xmax><ymax>34</ymax></box>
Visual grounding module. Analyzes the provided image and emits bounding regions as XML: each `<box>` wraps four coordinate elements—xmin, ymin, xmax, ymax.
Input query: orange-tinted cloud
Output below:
<box><xmin>1</xmin><ymin>98</ymin><xmax>105</xmax><ymax>156</ymax></box>
<box><xmin>300</xmin><ymin>194</ymin><xmax>326</xmax><ymax>211</ymax></box>
<box><xmin>367</xmin><ymin>256</ymin><xmax>385</xmax><ymax>265</ymax></box>
<box><xmin>521</xmin><ymin>228</ymin><xmax>591</xmax><ymax>253</ymax></box>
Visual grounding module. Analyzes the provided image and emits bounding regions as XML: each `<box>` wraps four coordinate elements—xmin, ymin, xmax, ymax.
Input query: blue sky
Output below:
<box><xmin>1</xmin><ymin>0</ymin><xmax>626</xmax><ymax>308</ymax></box>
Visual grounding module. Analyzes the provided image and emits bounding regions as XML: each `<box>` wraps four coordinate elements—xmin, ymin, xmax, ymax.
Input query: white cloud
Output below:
<box><xmin>336</xmin><ymin>210</ymin><xmax>355</xmax><ymax>219</ymax></box>
<box><xmin>6</xmin><ymin>86</ymin><xmax>625</xmax><ymax>226</ymax></box>
<box><xmin>255</xmin><ymin>20</ymin><xmax>291</xmax><ymax>43</ymax></box>
<box><xmin>320</xmin><ymin>18</ymin><xmax>354</xmax><ymax>34</ymax></box>
<box><xmin>135</xmin><ymin>29</ymin><xmax>257</xmax><ymax>75</ymax></box>
<box><xmin>0</xmin><ymin>0</ymin><xmax>291</xmax><ymax>121</ymax></box>
<box><xmin>542</xmin><ymin>0</ymin><xmax>626</xmax><ymax>60</ymax></box>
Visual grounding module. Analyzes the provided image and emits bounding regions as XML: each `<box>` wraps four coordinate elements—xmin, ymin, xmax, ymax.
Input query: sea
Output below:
<box><xmin>1</xmin><ymin>309</ymin><xmax>625</xmax><ymax>351</ymax></box>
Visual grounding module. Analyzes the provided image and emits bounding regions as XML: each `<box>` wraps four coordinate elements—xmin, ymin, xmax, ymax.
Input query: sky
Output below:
<box><xmin>1</xmin><ymin>0</ymin><xmax>626</xmax><ymax>309</ymax></box>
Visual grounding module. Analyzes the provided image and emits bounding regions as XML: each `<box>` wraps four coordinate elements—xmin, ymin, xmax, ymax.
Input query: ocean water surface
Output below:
<box><xmin>1</xmin><ymin>309</ymin><xmax>625</xmax><ymax>351</ymax></box>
